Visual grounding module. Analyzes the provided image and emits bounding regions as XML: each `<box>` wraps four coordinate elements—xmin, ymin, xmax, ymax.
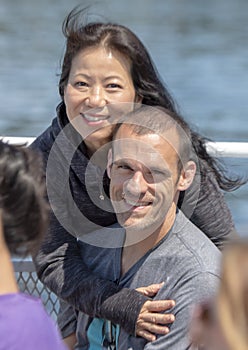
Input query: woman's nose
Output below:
<box><xmin>85</xmin><ymin>87</ymin><xmax>107</xmax><ymax>108</ymax></box>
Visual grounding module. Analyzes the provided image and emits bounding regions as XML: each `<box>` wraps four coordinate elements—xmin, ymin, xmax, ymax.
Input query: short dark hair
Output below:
<box><xmin>112</xmin><ymin>105</ymin><xmax>196</xmax><ymax>172</ymax></box>
<box><xmin>0</xmin><ymin>141</ymin><xmax>48</xmax><ymax>256</ymax></box>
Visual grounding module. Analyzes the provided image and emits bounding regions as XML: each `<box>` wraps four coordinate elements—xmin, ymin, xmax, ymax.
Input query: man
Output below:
<box><xmin>76</xmin><ymin>106</ymin><xmax>221</xmax><ymax>349</ymax></box>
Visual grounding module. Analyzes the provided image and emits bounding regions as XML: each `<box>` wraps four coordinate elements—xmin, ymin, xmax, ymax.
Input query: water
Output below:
<box><xmin>0</xmin><ymin>0</ymin><xmax>248</xmax><ymax>235</ymax></box>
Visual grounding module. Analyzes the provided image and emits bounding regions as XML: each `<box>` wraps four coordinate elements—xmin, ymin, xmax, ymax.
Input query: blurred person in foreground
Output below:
<box><xmin>190</xmin><ymin>239</ymin><xmax>248</xmax><ymax>350</ymax></box>
<box><xmin>0</xmin><ymin>140</ymin><xmax>67</xmax><ymax>350</ymax></box>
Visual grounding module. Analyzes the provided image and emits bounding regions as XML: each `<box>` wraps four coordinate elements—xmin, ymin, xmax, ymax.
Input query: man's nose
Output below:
<box><xmin>124</xmin><ymin>171</ymin><xmax>148</xmax><ymax>197</ymax></box>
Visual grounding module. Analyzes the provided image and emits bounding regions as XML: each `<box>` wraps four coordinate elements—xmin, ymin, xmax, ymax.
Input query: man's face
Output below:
<box><xmin>109</xmin><ymin>125</ymin><xmax>182</xmax><ymax>239</ymax></box>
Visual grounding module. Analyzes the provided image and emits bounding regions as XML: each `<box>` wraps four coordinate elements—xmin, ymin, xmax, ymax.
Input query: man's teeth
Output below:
<box><xmin>126</xmin><ymin>199</ymin><xmax>149</xmax><ymax>206</ymax></box>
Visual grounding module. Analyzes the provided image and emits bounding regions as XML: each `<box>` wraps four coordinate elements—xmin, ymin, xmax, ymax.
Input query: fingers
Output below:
<box><xmin>140</xmin><ymin>312</ymin><xmax>175</xmax><ymax>325</ymax></box>
<box><xmin>136</xmin><ymin>324</ymin><xmax>170</xmax><ymax>342</ymax></box>
<box><xmin>136</xmin><ymin>299</ymin><xmax>176</xmax><ymax>341</ymax></box>
<box><xmin>136</xmin><ymin>282</ymin><xmax>165</xmax><ymax>297</ymax></box>
<box><xmin>142</xmin><ymin>299</ymin><xmax>175</xmax><ymax>312</ymax></box>
<box><xmin>136</xmin><ymin>329</ymin><xmax>157</xmax><ymax>342</ymax></box>
<box><xmin>136</xmin><ymin>315</ymin><xmax>174</xmax><ymax>341</ymax></box>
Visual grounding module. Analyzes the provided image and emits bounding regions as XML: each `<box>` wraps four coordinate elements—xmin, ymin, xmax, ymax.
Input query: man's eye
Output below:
<box><xmin>152</xmin><ymin>170</ymin><xmax>165</xmax><ymax>176</ymax></box>
<box><xmin>118</xmin><ymin>165</ymin><xmax>130</xmax><ymax>170</ymax></box>
<box><xmin>150</xmin><ymin>169</ymin><xmax>171</xmax><ymax>181</ymax></box>
<box><xmin>114</xmin><ymin>164</ymin><xmax>132</xmax><ymax>171</ymax></box>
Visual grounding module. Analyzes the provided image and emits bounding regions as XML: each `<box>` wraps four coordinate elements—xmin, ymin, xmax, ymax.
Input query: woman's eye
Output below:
<box><xmin>75</xmin><ymin>81</ymin><xmax>88</xmax><ymax>87</ymax></box>
<box><xmin>107</xmin><ymin>83</ymin><xmax>122</xmax><ymax>89</ymax></box>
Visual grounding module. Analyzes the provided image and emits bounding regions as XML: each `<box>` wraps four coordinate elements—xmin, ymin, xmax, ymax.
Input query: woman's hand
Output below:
<box><xmin>135</xmin><ymin>283</ymin><xmax>175</xmax><ymax>341</ymax></box>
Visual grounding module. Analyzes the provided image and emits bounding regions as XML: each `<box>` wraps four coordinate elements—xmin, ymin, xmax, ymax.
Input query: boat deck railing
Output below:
<box><xmin>2</xmin><ymin>136</ymin><xmax>248</xmax><ymax>158</ymax></box>
<box><xmin>13</xmin><ymin>257</ymin><xmax>60</xmax><ymax>320</ymax></box>
<box><xmin>2</xmin><ymin>136</ymin><xmax>248</xmax><ymax>319</ymax></box>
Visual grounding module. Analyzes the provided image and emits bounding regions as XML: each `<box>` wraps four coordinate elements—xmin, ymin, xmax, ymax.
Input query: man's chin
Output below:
<box><xmin>121</xmin><ymin>218</ymin><xmax>165</xmax><ymax>246</ymax></box>
<box><xmin>123</xmin><ymin>223</ymin><xmax>153</xmax><ymax>245</ymax></box>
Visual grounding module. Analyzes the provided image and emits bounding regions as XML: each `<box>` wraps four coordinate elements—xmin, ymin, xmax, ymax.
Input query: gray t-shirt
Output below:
<box><xmin>76</xmin><ymin>210</ymin><xmax>221</xmax><ymax>350</ymax></box>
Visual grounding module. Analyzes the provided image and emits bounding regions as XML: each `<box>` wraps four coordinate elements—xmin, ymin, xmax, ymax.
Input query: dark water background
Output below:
<box><xmin>0</xmin><ymin>0</ymin><xmax>248</xmax><ymax>235</ymax></box>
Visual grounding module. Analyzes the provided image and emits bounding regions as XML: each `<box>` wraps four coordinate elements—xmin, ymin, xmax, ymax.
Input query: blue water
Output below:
<box><xmin>0</xmin><ymin>0</ymin><xmax>247</xmax><ymax>234</ymax></box>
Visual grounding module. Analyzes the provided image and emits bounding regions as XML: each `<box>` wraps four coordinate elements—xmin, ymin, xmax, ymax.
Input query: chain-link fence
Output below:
<box><xmin>13</xmin><ymin>257</ymin><xmax>60</xmax><ymax>321</ymax></box>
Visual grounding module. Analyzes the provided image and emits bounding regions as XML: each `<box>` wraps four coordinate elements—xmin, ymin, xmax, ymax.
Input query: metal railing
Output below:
<box><xmin>1</xmin><ymin>136</ymin><xmax>248</xmax><ymax>158</ymax></box>
<box><xmin>13</xmin><ymin>257</ymin><xmax>60</xmax><ymax>320</ymax></box>
<box><xmin>2</xmin><ymin>136</ymin><xmax>248</xmax><ymax>319</ymax></box>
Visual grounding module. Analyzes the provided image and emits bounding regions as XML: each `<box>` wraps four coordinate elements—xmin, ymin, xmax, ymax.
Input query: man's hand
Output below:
<box><xmin>136</xmin><ymin>283</ymin><xmax>175</xmax><ymax>341</ymax></box>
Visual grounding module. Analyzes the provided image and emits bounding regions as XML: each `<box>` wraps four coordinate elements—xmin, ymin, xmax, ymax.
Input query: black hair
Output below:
<box><xmin>59</xmin><ymin>6</ymin><xmax>245</xmax><ymax>192</ymax></box>
<box><xmin>59</xmin><ymin>6</ymin><xmax>176</xmax><ymax>111</ymax></box>
<box><xmin>112</xmin><ymin>105</ymin><xmax>196</xmax><ymax>173</ymax></box>
<box><xmin>0</xmin><ymin>141</ymin><xmax>48</xmax><ymax>256</ymax></box>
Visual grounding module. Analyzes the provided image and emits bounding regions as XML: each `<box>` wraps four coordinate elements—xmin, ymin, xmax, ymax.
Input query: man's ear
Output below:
<box><xmin>177</xmin><ymin>161</ymin><xmax>196</xmax><ymax>191</ymax></box>
<box><xmin>107</xmin><ymin>148</ymin><xmax>113</xmax><ymax>179</ymax></box>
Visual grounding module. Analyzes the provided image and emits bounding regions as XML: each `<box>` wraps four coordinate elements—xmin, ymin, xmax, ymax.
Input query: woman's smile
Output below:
<box><xmin>80</xmin><ymin>112</ymin><xmax>110</xmax><ymax>124</ymax></box>
<box><xmin>64</xmin><ymin>46</ymin><xmax>138</xmax><ymax>153</ymax></box>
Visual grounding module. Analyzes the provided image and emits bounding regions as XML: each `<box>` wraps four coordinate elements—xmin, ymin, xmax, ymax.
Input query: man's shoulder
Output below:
<box><xmin>167</xmin><ymin>210</ymin><xmax>221</xmax><ymax>271</ymax></box>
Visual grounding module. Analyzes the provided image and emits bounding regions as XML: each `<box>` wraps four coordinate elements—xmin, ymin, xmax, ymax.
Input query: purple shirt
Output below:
<box><xmin>0</xmin><ymin>293</ymin><xmax>66</xmax><ymax>350</ymax></box>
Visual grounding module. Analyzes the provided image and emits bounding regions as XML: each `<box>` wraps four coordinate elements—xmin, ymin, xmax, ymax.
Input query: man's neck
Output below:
<box><xmin>121</xmin><ymin>204</ymin><xmax>176</xmax><ymax>276</ymax></box>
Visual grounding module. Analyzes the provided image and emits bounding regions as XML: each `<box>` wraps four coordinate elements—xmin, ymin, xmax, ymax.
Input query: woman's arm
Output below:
<box><xmin>34</xmin><ymin>214</ymin><xmax>174</xmax><ymax>336</ymax></box>
<box><xmin>179</xmin><ymin>159</ymin><xmax>238</xmax><ymax>250</ymax></box>
<box><xmin>31</xmin><ymin>132</ymin><xmax>175</xmax><ymax>337</ymax></box>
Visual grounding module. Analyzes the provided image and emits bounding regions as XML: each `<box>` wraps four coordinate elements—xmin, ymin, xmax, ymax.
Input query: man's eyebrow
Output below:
<box><xmin>113</xmin><ymin>159</ymin><xmax>131</xmax><ymax>166</ymax></box>
<box><xmin>148</xmin><ymin>166</ymin><xmax>171</xmax><ymax>177</ymax></box>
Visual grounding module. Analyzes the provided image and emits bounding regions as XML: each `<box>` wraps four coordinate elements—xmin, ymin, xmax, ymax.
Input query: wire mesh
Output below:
<box><xmin>14</xmin><ymin>259</ymin><xmax>60</xmax><ymax>321</ymax></box>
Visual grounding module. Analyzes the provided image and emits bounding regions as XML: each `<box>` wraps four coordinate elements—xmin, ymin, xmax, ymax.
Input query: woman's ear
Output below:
<box><xmin>107</xmin><ymin>149</ymin><xmax>113</xmax><ymax>179</ymax></box>
<box><xmin>135</xmin><ymin>94</ymin><xmax>143</xmax><ymax>104</ymax></box>
<box><xmin>177</xmin><ymin>161</ymin><xmax>196</xmax><ymax>191</ymax></box>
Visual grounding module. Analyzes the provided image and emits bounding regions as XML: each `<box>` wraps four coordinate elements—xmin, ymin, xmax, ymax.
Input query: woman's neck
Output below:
<box><xmin>84</xmin><ymin>136</ymin><xmax>111</xmax><ymax>155</ymax></box>
<box><xmin>84</xmin><ymin>138</ymin><xmax>111</xmax><ymax>169</ymax></box>
<box><xmin>0</xmin><ymin>221</ymin><xmax>19</xmax><ymax>295</ymax></box>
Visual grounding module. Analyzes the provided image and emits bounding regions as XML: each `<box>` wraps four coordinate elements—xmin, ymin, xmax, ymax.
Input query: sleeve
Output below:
<box><xmin>57</xmin><ymin>299</ymin><xmax>78</xmax><ymax>339</ymax></box>
<box><xmin>178</xmin><ymin>161</ymin><xmax>238</xmax><ymax>250</ymax></box>
<box><xmin>142</xmin><ymin>272</ymin><xmax>220</xmax><ymax>350</ymax></box>
<box><xmin>31</xmin><ymin>136</ymin><xmax>149</xmax><ymax>336</ymax></box>
<box><xmin>33</xmin><ymin>213</ymin><xmax>148</xmax><ymax>335</ymax></box>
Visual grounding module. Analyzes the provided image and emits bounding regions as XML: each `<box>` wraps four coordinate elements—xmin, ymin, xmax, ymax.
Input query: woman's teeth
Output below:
<box><xmin>82</xmin><ymin>113</ymin><xmax>109</xmax><ymax>122</ymax></box>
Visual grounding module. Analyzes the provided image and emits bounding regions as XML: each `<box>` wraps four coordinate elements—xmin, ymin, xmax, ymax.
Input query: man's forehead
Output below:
<box><xmin>112</xmin><ymin>136</ymin><xmax>173</xmax><ymax>168</ymax></box>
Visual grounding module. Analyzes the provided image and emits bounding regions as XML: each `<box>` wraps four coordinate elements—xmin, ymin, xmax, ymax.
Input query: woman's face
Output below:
<box><xmin>64</xmin><ymin>46</ymin><xmax>140</xmax><ymax>150</ymax></box>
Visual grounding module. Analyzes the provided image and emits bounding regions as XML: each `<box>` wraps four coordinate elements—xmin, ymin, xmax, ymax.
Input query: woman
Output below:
<box><xmin>190</xmin><ymin>239</ymin><xmax>248</xmax><ymax>350</ymax></box>
<box><xmin>0</xmin><ymin>141</ymin><xmax>66</xmax><ymax>350</ymax></box>
<box><xmin>32</xmin><ymin>6</ymin><xmax>243</xmax><ymax>345</ymax></box>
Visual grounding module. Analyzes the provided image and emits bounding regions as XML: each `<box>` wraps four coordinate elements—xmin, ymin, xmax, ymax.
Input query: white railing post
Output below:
<box><xmin>207</xmin><ymin>142</ymin><xmax>248</xmax><ymax>158</ymax></box>
<box><xmin>1</xmin><ymin>136</ymin><xmax>248</xmax><ymax>158</ymax></box>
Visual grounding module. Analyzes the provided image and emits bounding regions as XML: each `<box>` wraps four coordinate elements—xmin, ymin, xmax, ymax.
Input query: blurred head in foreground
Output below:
<box><xmin>190</xmin><ymin>239</ymin><xmax>248</xmax><ymax>350</ymax></box>
<box><xmin>0</xmin><ymin>140</ymin><xmax>47</xmax><ymax>256</ymax></box>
